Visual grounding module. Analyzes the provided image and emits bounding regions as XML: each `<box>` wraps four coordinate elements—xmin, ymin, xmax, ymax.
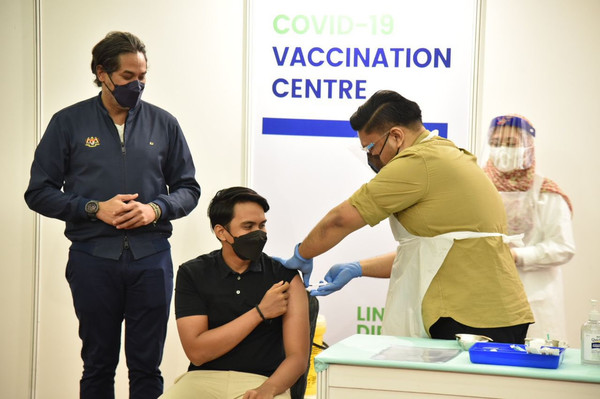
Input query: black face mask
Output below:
<box><xmin>106</xmin><ymin>74</ymin><xmax>145</xmax><ymax>109</ymax></box>
<box><xmin>367</xmin><ymin>154</ymin><xmax>384</xmax><ymax>173</ymax></box>
<box><xmin>225</xmin><ymin>229</ymin><xmax>267</xmax><ymax>261</ymax></box>
<box><xmin>366</xmin><ymin>133</ymin><xmax>390</xmax><ymax>173</ymax></box>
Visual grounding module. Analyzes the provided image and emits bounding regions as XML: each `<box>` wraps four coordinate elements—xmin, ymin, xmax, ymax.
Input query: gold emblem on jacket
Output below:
<box><xmin>85</xmin><ymin>137</ymin><xmax>100</xmax><ymax>148</ymax></box>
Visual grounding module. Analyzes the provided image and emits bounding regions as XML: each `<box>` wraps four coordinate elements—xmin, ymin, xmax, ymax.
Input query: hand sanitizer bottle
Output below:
<box><xmin>581</xmin><ymin>299</ymin><xmax>600</xmax><ymax>365</ymax></box>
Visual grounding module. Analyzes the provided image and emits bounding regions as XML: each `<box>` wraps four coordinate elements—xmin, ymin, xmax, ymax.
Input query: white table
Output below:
<box><xmin>315</xmin><ymin>334</ymin><xmax>600</xmax><ymax>399</ymax></box>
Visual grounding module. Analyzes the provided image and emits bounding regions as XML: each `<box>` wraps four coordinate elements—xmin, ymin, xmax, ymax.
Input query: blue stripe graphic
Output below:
<box><xmin>263</xmin><ymin>118</ymin><xmax>355</xmax><ymax>137</ymax></box>
<box><xmin>423</xmin><ymin>123</ymin><xmax>448</xmax><ymax>138</ymax></box>
<box><xmin>262</xmin><ymin>117</ymin><xmax>447</xmax><ymax>138</ymax></box>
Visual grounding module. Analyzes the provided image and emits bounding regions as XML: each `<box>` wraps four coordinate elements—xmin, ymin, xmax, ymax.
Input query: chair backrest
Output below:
<box><xmin>289</xmin><ymin>293</ymin><xmax>320</xmax><ymax>399</ymax></box>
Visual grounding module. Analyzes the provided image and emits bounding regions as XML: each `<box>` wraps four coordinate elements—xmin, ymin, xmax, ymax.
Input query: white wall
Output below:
<box><xmin>0</xmin><ymin>1</ymin><xmax>36</xmax><ymax>398</ymax></box>
<box><xmin>477</xmin><ymin>0</ymin><xmax>600</xmax><ymax>348</ymax></box>
<box><xmin>1</xmin><ymin>0</ymin><xmax>599</xmax><ymax>398</ymax></box>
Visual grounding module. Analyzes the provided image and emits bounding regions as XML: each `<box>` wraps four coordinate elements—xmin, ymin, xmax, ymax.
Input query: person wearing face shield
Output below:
<box><xmin>161</xmin><ymin>187</ymin><xmax>309</xmax><ymax>399</ymax></box>
<box><xmin>483</xmin><ymin>115</ymin><xmax>575</xmax><ymax>341</ymax></box>
<box><xmin>276</xmin><ymin>90</ymin><xmax>534</xmax><ymax>343</ymax></box>
<box><xmin>24</xmin><ymin>32</ymin><xmax>200</xmax><ymax>398</ymax></box>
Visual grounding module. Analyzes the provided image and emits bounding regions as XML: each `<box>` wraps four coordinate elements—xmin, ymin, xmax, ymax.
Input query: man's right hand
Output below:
<box><xmin>310</xmin><ymin>261</ymin><xmax>362</xmax><ymax>296</ymax></box>
<box><xmin>257</xmin><ymin>281</ymin><xmax>290</xmax><ymax>319</ymax></box>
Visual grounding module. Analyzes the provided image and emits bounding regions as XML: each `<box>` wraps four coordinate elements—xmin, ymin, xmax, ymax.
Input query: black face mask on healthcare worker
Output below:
<box><xmin>225</xmin><ymin>229</ymin><xmax>267</xmax><ymax>261</ymax></box>
<box><xmin>366</xmin><ymin>133</ymin><xmax>391</xmax><ymax>173</ymax></box>
<box><xmin>367</xmin><ymin>153</ymin><xmax>384</xmax><ymax>173</ymax></box>
<box><xmin>106</xmin><ymin>74</ymin><xmax>145</xmax><ymax>109</ymax></box>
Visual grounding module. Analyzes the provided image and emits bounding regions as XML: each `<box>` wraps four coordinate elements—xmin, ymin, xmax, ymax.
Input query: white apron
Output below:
<box><xmin>381</xmin><ymin>217</ymin><xmax>524</xmax><ymax>337</ymax></box>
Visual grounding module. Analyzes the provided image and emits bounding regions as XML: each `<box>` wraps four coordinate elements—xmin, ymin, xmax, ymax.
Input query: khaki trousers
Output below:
<box><xmin>159</xmin><ymin>370</ymin><xmax>291</xmax><ymax>399</ymax></box>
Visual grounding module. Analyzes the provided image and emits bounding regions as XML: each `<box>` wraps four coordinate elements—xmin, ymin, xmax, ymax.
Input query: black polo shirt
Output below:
<box><xmin>175</xmin><ymin>249</ymin><xmax>299</xmax><ymax>377</ymax></box>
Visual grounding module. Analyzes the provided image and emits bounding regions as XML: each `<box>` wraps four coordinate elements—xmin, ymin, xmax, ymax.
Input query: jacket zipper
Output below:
<box><xmin>121</xmin><ymin>122</ymin><xmax>128</xmax><ymax>251</ymax></box>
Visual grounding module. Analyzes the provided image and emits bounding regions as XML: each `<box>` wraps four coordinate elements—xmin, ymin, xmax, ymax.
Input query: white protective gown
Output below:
<box><xmin>500</xmin><ymin>174</ymin><xmax>575</xmax><ymax>341</ymax></box>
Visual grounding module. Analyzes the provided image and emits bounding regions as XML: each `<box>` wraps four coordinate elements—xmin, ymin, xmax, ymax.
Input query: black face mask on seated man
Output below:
<box><xmin>226</xmin><ymin>229</ymin><xmax>268</xmax><ymax>261</ymax></box>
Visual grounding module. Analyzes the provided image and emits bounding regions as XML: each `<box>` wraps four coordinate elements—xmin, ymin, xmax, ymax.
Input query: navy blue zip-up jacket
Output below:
<box><xmin>25</xmin><ymin>93</ymin><xmax>201</xmax><ymax>260</ymax></box>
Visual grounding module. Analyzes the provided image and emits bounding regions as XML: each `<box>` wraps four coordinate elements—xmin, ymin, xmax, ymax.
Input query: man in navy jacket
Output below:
<box><xmin>25</xmin><ymin>31</ymin><xmax>200</xmax><ymax>399</ymax></box>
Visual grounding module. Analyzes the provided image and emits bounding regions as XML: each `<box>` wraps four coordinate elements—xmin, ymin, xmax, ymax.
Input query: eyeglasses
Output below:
<box><xmin>361</xmin><ymin>131</ymin><xmax>391</xmax><ymax>155</ymax></box>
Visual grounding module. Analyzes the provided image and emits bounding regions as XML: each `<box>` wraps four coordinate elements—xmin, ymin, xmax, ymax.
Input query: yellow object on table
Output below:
<box><xmin>305</xmin><ymin>314</ymin><xmax>327</xmax><ymax>397</ymax></box>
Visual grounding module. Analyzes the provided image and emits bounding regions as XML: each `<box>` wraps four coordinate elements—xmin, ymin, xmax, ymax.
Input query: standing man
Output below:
<box><xmin>278</xmin><ymin>90</ymin><xmax>534</xmax><ymax>344</ymax></box>
<box><xmin>24</xmin><ymin>31</ymin><xmax>200</xmax><ymax>398</ymax></box>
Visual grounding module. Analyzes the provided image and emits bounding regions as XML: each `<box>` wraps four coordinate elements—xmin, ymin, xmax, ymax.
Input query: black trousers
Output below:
<box><xmin>66</xmin><ymin>248</ymin><xmax>173</xmax><ymax>399</ymax></box>
<box><xmin>429</xmin><ymin>317</ymin><xmax>530</xmax><ymax>344</ymax></box>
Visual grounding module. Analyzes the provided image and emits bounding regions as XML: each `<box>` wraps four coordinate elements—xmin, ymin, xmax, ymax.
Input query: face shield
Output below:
<box><xmin>485</xmin><ymin>115</ymin><xmax>536</xmax><ymax>173</ymax></box>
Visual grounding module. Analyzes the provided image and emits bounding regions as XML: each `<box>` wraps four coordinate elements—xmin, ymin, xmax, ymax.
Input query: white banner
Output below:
<box><xmin>246</xmin><ymin>0</ymin><xmax>479</xmax><ymax>344</ymax></box>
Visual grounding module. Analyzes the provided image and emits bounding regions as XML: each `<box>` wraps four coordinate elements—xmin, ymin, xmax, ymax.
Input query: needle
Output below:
<box><xmin>510</xmin><ymin>344</ymin><xmax>526</xmax><ymax>352</ymax></box>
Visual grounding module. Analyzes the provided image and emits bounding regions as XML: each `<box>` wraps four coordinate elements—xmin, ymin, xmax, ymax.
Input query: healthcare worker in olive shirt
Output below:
<box><xmin>277</xmin><ymin>90</ymin><xmax>534</xmax><ymax>343</ymax></box>
<box><xmin>24</xmin><ymin>32</ymin><xmax>200</xmax><ymax>398</ymax></box>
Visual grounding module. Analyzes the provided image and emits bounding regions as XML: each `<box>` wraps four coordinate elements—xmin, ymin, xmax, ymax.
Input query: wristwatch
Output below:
<box><xmin>85</xmin><ymin>200</ymin><xmax>100</xmax><ymax>220</ymax></box>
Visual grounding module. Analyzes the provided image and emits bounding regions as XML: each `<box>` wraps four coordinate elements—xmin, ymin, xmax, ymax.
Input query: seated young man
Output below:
<box><xmin>161</xmin><ymin>187</ymin><xmax>310</xmax><ymax>399</ymax></box>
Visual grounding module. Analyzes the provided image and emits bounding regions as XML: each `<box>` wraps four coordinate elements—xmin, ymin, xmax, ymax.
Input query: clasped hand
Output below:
<box><xmin>96</xmin><ymin>193</ymin><xmax>156</xmax><ymax>229</ymax></box>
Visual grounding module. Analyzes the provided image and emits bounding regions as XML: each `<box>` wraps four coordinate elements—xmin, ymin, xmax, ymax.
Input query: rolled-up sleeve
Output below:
<box><xmin>349</xmin><ymin>152</ymin><xmax>428</xmax><ymax>226</ymax></box>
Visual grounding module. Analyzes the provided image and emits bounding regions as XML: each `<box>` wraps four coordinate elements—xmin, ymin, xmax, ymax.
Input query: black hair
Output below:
<box><xmin>349</xmin><ymin>90</ymin><xmax>422</xmax><ymax>133</ymax></box>
<box><xmin>208</xmin><ymin>187</ymin><xmax>270</xmax><ymax>229</ymax></box>
<box><xmin>90</xmin><ymin>31</ymin><xmax>147</xmax><ymax>87</ymax></box>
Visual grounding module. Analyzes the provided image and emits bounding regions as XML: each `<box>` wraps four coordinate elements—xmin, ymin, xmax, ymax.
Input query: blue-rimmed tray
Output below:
<box><xmin>469</xmin><ymin>342</ymin><xmax>565</xmax><ymax>369</ymax></box>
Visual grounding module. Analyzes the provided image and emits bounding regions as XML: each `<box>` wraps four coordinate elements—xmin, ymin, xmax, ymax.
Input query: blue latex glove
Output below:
<box><xmin>310</xmin><ymin>261</ymin><xmax>362</xmax><ymax>296</ymax></box>
<box><xmin>273</xmin><ymin>243</ymin><xmax>313</xmax><ymax>287</ymax></box>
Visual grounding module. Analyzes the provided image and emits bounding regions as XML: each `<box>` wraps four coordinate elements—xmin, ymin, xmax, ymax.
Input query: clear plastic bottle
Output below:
<box><xmin>581</xmin><ymin>299</ymin><xmax>600</xmax><ymax>365</ymax></box>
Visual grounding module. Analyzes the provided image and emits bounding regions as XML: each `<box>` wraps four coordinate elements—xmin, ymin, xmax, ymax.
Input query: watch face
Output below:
<box><xmin>85</xmin><ymin>201</ymin><xmax>99</xmax><ymax>214</ymax></box>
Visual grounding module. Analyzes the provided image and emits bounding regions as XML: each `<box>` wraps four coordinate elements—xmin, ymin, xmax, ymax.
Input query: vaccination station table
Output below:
<box><xmin>315</xmin><ymin>334</ymin><xmax>600</xmax><ymax>399</ymax></box>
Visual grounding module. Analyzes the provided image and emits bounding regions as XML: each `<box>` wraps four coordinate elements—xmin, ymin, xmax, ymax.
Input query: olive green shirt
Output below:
<box><xmin>349</xmin><ymin>131</ymin><xmax>533</xmax><ymax>333</ymax></box>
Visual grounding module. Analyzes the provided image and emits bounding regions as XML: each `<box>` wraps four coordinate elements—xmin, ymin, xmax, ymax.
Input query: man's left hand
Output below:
<box><xmin>242</xmin><ymin>382</ymin><xmax>277</xmax><ymax>399</ymax></box>
<box><xmin>273</xmin><ymin>243</ymin><xmax>313</xmax><ymax>287</ymax></box>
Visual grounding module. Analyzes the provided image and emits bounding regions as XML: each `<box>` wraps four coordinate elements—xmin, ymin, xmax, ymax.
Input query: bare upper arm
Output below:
<box><xmin>331</xmin><ymin>200</ymin><xmax>367</xmax><ymax>232</ymax></box>
<box><xmin>299</xmin><ymin>200</ymin><xmax>368</xmax><ymax>259</ymax></box>
<box><xmin>282</xmin><ymin>275</ymin><xmax>310</xmax><ymax>358</ymax></box>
